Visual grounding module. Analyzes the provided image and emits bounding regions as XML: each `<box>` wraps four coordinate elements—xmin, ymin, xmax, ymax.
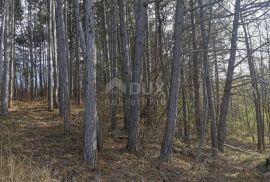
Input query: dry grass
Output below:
<box><xmin>0</xmin><ymin>99</ymin><xmax>269</xmax><ymax>181</ymax></box>
<box><xmin>0</xmin><ymin>147</ymin><xmax>53</xmax><ymax>182</ymax></box>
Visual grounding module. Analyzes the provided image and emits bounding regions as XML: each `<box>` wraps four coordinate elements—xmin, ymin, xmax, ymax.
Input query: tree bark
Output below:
<box><xmin>242</xmin><ymin>19</ymin><xmax>265</xmax><ymax>153</ymax></box>
<box><xmin>118</xmin><ymin>0</ymin><xmax>130</xmax><ymax>131</ymax></box>
<box><xmin>52</xmin><ymin>0</ymin><xmax>59</xmax><ymax>108</ymax></box>
<box><xmin>0</xmin><ymin>0</ymin><xmax>6</xmax><ymax>90</ymax></box>
<box><xmin>110</xmin><ymin>0</ymin><xmax>118</xmax><ymax>131</ymax></box>
<box><xmin>127</xmin><ymin>0</ymin><xmax>147</xmax><ymax>153</ymax></box>
<box><xmin>55</xmin><ymin>0</ymin><xmax>70</xmax><ymax>134</ymax></box>
<box><xmin>83</xmin><ymin>0</ymin><xmax>98</xmax><ymax>165</ymax></box>
<box><xmin>8</xmin><ymin>0</ymin><xmax>15</xmax><ymax>107</ymax></box>
<box><xmin>190</xmin><ymin>0</ymin><xmax>204</xmax><ymax>154</ymax></box>
<box><xmin>217</xmin><ymin>0</ymin><xmax>241</xmax><ymax>152</ymax></box>
<box><xmin>160</xmin><ymin>0</ymin><xmax>184</xmax><ymax>160</ymax></box>
<box><xmin>1</xmin><ymin>0</ymin><xmax>10</xmax><ymax>115</ymax></box>
<box><xmin>28</xmin><ymin>2</ymin><xmax>34</xmax><ymax>100</ymax></box>
<box><xmin>47</xmin><ymin>0</ymin><xmax>54</xmax><ymax>111</ymax></box>
<box><xmin>198</xmin><ymin>0</ymin><xmax>218</xmax><ymax>158</ymax></box>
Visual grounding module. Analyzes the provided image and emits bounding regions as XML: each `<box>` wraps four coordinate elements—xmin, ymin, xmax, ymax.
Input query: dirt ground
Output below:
<box><xmin>0</xmin><ymin>100</ymin><xmax>269</xmax><ymax>181</ymax></box>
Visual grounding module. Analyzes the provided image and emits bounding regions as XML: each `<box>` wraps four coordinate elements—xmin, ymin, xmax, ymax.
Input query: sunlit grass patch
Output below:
<box><xmin>0</xmin><ymin>142</ymin><xmax>55</xmax><ymax>182</ymax></box>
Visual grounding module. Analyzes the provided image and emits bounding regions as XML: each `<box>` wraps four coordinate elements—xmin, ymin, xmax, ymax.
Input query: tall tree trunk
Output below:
<box><xmin>110</xmin><ymin>0</ymin><xmax>118</xmax><ymax>131</ymax></box>
<box><xmin>73</xmin><ymin>0</ymin><xmax>86</xmax><ymax>58</ymax></box>
<box><xmin>39</xmin><ymin>43</ymin><xmax>43</xmax><ymax>97</ymax></box>
<box><xmin>144</xmin><ymin>11</ymin><xmax>152</xmax><ymax>126</ymax></box>
<box><xmin>55</xmin><ymin>0</ymin><xmax>70</xmax><ymax>134</ymax></box>
<box><xmin>198</xmin><ymin>0</ymin><xmax>218</xmax><ymax>158</ymax></box>
<box><xmin>127</xmin><ymin>0</ymin><xmax>147</xmax><ymax>153</ymax></box>
<box><xmin>180</xmin><ymin>66</ymin><xmax>189</xmax><ymax>143</ymax></box>
<box><xmin>68</xmin><ymin>0</ymin><xmax>74</xmax><ymax>100</ymax></box>
<box><xmin>47</xmin><ymin>0</ymin><xmax>54</xmax><ymax>111</ymax></box>
<box><xmin>101</xmin><ymin>0</ymin><xmax>110</xmax><ymax>89</ymax></box>
<box><xmin>213</xmin><ymin>36</ymin><xmax>220</xmax><ymax>125</ymax></box>
<box><xmin>34</xmin><ymin>48</ymin><xmax>38</xmax><ymax>98</ymax></box>
<box><xmin>1</xmin><ymin>0</ymin><xmax>10</xmax><ymax>115</ymax></box>
<box><xmin>160</xmin><ymin>0</ymin><xmax>184</xmax><ymax>160</ymax></box>
<box><xmin>242</xmin><ymin>20</ymin><xmax>265</xmax><ymax>153</ymax></box>
<box><xmin>217</xmin><ymin>0</ymin><xmax>241</xmax><ymax>152</ymax></box>
<box><xmin>190</xmin><ymin>0</ymin><xmax>203</xmax><ymax>141</ymax></box>
<box><xmin>73</xmin><ymin>0</ymin><xmax>85</xmax><ymax>106</ymax></box>
<box><xmin>118</xmin><ymin>0</ymin><xmax>130</xmax><ymax>131</ymax></box>
<box><xmin>83</xmin><ymin>0</ymin><xmax>98</xmax><ymax>165</ymax></box>
<box><xmin>8</xmin><ymin>0</ymin><xmax>14</xmax><ymax>107</ymax></box>
<box><xmin>155</xmin><ymin>0</ymin><xmax>168</xmax><ymax>98</ymax></box>
<box><xmin>28</xmin><ymin>2</ymin><xmax>34</xmax><ymax>100</ymax></box>
<box><xmin>52</xmin><ymin>0</ymin><xmax>59</xmax><ymax>108</ymax></box>
<box><xmin>0</xmin><ymin>0</ymin><xmax>6</xmax><ymax>90</ymax></box>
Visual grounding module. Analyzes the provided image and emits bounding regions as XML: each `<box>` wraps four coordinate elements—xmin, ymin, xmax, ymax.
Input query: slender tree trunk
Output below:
<box><xmin>83</xmin><ymin>0</ymin><xmax>98</xmax><ymax>165</ymax></box>
<box><xmin>217</xmin><ymin>0</ymin><xmax>241</xmax><ymax>152</ymax></box>
<box><xmin>73</xmin><ymin>0</ymin><xmax>86</xmax><ymax>58</ymax></box>
<box><xmin>28</xmin><ymin>3</ymin><xmax>34</xmax><ymax>100</ymax></box>
<box><xmin>213</xmin><ymin>36</ymin><xmax>220</xmax><ymax>125</ymax></box>
<box><xmin>160</xmin><ymin>0</ymin><xmax>184</xmax><ymax>160</ymax></box>
<box><xmin>39</xmin><ymin>43</ymin><xmax>43</xmax><ymax>97</ymax></box>
<box><xmin>55</xmin><ymin>0</ymin><xmax>70</xmax><ymax>134</ymax></box>
<box><xmin>110</xmin><ymin>0</ymin><xmax>118</xmax><ymax>130</ymax></box>
<box><xmin>0</xmin><ymin>0</ymin><xmax>6</xmax><ymax>90</ymax></box>
<box><xmin>1</xmin><ymin>0</ymin><xmax>10</xmax><ymax>115</ymax></box>
<box><xmin>75</xmin><ymin>29</ymin><xmax>81</xmax><ymax>104</ymax></box>
<box><xmin>155</xmin><ymin>0</ymin><xmax>168</xmax><ymax>98</ymax></box>
<box><xmin>190</xmin><ymin>0</ymin><xmax>202</xmax><ymax>141</ymax></box>
<box><xmin>52</xmin><ymin>0</ymin><xmax>59</xmax><ymax>108</ymax></box>
<box><xmin>118</xmin><ymin>0</ymin><xmax>130</xmax><ymax>131</ymax></box>
<box><xmin>34</xmin><ymin>48</ymin><xmax>38</xmax><ymax>97</ymax></box>
<box><xmin>198</xmin><ymin>0</ymin><xmax>218</xmax><ymax>158</ymax></box>
<box><xmin>144</xmin><ymin>11</ymin><xmax>152</xmax><ymax>126</ymax></box>
<box><xmin>242</xmin><ymin>20</ymin><xmax>265</xmax><ymax>153</ymax></box>
<box><xmin>8</xmin><ymin>0</ymin><xmax>14</xmax><ymax>107</ymax></box>
<box><xmin>181</xmin><ymin>67</ymin><xmax>189</xmax><ymax>143</ymax></box>
<box><xmin>127</xmin><ymin>0</ymin><xmax>147</xmax><ymax>153</ymax></box>
<box><xmin>47</xmin><ymin>0</ymin><xmax>54</xmax><ymax>111</ymax></box>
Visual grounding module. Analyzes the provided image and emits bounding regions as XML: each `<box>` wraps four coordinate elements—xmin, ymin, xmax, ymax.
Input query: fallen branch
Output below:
<box><xmin>224</xmin><ymin>144</ymin><xmax>262</xmax><ymax>156</ymax></box>
<box><xmin>173</xmin><ymin>147</ymin><xmax>197</xmax><ymax>159</ymax></box>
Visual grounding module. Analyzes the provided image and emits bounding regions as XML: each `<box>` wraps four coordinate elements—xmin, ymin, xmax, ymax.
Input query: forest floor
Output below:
<box><xmin>0</xmin><ymin>99</ymin><xmax>270</xmax><ymax>181</ymax></box>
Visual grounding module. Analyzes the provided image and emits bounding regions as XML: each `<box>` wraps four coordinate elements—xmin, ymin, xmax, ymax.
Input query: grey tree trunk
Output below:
<box><xmin>144</xmin><ymin>12</ymin><xmax>152</xmax><ymax>126</ymax></box>
<box><xmin>28</xmin><ymin>3</ymin><xmax>34</xmax><ymax>100</ymax></box>
<box><xmin>0</xmin><ymin>0</ymin><xmax>6</xmax><ymax>89</ymax></box>
<box><xmin>73</xmin><ymin>0</ymin><xmax>85</xmax><ymax>106</ymax></box>
<box><xmin>83</xmin><ymin>0</ymin><xmax>98</xmax><ymax>164</ymax></box>
<box><xmin>47</xmin><ymin>0</ymin><xmax>54</xmax><ymax>111</ymax></box>
<box><xmin>39</xmin><ymin>42</ymin><xmax>43</xmax><ymax>97</ymax></box>
<box><xmin>55</xmin><ymin>0</ymin><xmax>70</xmax><ymax>134</ymax></box>
<box><xmin>1</xmin><ymin>0</ymin><xmax>10</xmax><ymax>115</ymax></box>
<box><xmin>180</xmin><ymin>66</ymin><xmax>189</xmax><ymax>143</ymax></box>
<box><xmin>198</xmin><ymin>0</ymin><xmax>218</xmax><ymax>158</ymax></box>
<box><xmin>118</xmin><ymin>0</ymin><xmax>130</xmax><ymax>131</ymax></box>
<box><xmin>160</xmin><ymin>0</ymin><xmax>184</xmax><ymax>160</ymax></box>
<box><xmin>242</xmin><ymin>20</ymin><xmax>265</xmax><ymax>153</ymax></box>
<box><xmin>154</xmin><ymin>1</ymin><xmax>167</xmax><ymax>98</ymax></box>
<box><xmin>101</xmin><ymin>1</ymin><xmax>110</xmax><ymax>87</ymax></box>
<box><xmin>217</xmin><ymin>0</ymin><xmax>241</xmax><ymax>152</ymax></box>
<box><xmin>110</xmin><ymin>0</ymin><xmax>118</xmax><ymax>130</ymax></box>
<box><xmin>73</xmin><ymin>0</ymin><xmax>86</xmax><ymax>58</ymax></box>
<box><xmin>8</xmin><ymin>0</ymin><xmax>14</xmax><ymax>107</ymax></box>
<box><xmin>34</xmin><ymin>48</ymin><xmax>38</xmax><ymax>97</ymax></box>
<box><xmin>52</xmin><ymin>0</ymin><xmax>59</xmax><ymax>108</ymax></box>
<box><xmin>127</xmin><ymin>0</ymin><xmax>147</xmax><ymax>153</ymax></box>
<box><xmin>213</xmin><ymin>36</ymin><xmax>220</xmax><ymax>125</ymax></box>
<box><xmin>190</xmin><ymin>0</ymin><xmax>204</xmax><ymax>151</ymax></box>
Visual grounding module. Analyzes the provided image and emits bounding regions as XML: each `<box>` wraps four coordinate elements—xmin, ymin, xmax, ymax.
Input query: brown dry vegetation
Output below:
<box><xmin>0</xmin><ymin>99</ymin><xmax>269</xmax><ymax>182</ymax></box>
